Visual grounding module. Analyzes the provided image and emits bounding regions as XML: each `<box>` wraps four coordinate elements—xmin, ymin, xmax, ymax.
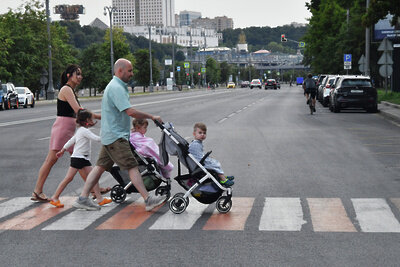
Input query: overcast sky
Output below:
<box><xmin>1</xmin><ymin>0</ymin><xmax>311</xmax><ymax>28</ymax></box>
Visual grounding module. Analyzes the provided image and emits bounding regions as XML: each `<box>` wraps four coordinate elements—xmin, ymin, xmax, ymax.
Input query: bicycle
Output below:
<box><xmin>308</xmin><ymin>97</ymin><xmax>314</xmax><ymax>115</ymax></box>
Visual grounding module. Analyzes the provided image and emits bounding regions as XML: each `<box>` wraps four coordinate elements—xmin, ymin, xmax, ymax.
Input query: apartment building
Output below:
<box><xmin>192</xmin><ymin>16</ymin><xmax>233</xmax><ymax>32</ymax></box>
<box><xmin>112</xmin><ymin>0</ymin><xmax>175</xmax><ymax>27</ymax></box>
<box><xmin>179</xmin><ymin>10</ymin><xmax>201</xmax><ymax>27</ymax></box>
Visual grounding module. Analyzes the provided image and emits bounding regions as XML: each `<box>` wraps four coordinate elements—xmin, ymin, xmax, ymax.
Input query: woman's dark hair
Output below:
<box><xmin>60</xmin><ymin>64</ymin><xmax>81</xmax><ymax>87</ymax></box>
<box><xmin>76</xmin><ymin>108</ymin><xmax>92</xmax><ymax>126</ymax></box>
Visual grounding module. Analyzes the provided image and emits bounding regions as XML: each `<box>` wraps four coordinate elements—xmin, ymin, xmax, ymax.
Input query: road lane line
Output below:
<box><xmin>42</xmin><ymin>201</ymin><xmax>119</xmax><ymax>230</ymax></box>
<box><xmin>149</xmin><ymin>198</ymin><xmax>208</xmax><ymax>230</ymax></box>
<box><xmin>203</xmin><ymin>197</ymin><xmax>254</xmax><ymax>230</ymax></box>
<box><xmin>0</xmin><ymin>197</ymin><xmax>75</xmax><ymax>230</ymax></box>
<box><xmin>307</xmin><ymin>198</ymin><xmax>356</xmax><ymax>232</ymax></box>
<box><xmin>96</xmin><ymin>198</ymin><xmax>164</xmax><ymax>230</ymax></box>
<box><xmin>391</xmin><ymin>198</ymin><xmax>400</xmax><ymax>213</ymax></box>
<box><xmin>0</xmin><ymin>197</ymin><xmax>35</xmax><ymax>220</ymax></box>
<box><xmin>352</xmin><ymin>198</ymin><xmax>400</xmax><ymax>233</ymax></box>
<box><xmin>259</xmin><ymin>197</ymin><xmax>306</xmax><ymax>231</ymax></box>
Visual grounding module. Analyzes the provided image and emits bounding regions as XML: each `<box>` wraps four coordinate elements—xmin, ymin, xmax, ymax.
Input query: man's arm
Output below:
<box><xmin>125</xmin><ymin>107</ymin><xmax>162</xmax><ymax>123</ymax></box>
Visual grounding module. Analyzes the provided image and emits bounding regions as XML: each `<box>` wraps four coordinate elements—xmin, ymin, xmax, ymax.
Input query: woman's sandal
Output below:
<box><xmin>31</xmin><ymin>192</ymin><xmax>50</xmax><ymax>203</ymax></box>
<box><xmin>91</xmin><ymin>187</ymin><xmax>112</xmax><ymax>199</ymax></box>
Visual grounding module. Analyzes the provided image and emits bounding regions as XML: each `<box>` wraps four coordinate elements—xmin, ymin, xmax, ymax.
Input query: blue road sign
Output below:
<box><xmin>344</xmin><ymin>54</ymin><xmax>352</xmax><ymax>62</ymax></box>
<box><xmin>177</xmin><ymin>66</ymin><xmax>181</xmax><ymax>72</ymax></box>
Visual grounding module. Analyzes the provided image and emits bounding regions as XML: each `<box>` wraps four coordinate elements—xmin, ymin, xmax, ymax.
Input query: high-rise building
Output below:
<box><xmin>112</xmin><ymin>0</ymin><xmax>175</xmax><ymax>27</ymax></box>
<box><xmin>179</xmin><ymin>10</ymin><xmax>201</xmax><ymax>27</ymax></box>
<box><xmin>192</xmin><ymin>16</ymin><xmax>233</xmax><ymax>32</ymax></box>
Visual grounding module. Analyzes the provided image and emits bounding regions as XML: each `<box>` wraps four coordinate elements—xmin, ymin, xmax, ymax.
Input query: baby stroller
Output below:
<box><xmin>156</xmin><ymin>121</ymin><xmax>232</xmax><ymax>214</ymax></box>
<box><xmin>109</xmin><ymin>143</ymin><xmax>171</xmax><ymax>203</ymax></box>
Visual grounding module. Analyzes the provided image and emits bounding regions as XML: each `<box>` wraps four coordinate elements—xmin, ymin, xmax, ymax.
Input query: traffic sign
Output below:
<box><xmin>344</xmin><ymin>54</ymin><xmax>352</xmax><ymax>62</ymax></box>
<box><xmin>344</xmin><ymin>65</ymin><xmax>351</xmax><ymax>70</ymax></box>
<box><xmin>177</xmin><ymin>66</ymin><xmax>180</xmax><ymax>72</ymax></box>
<box><xmin>378</xmin><ymin>38</ymin><xmax>393</xmax><ymax>51</ymax></box>
<box><xmin>184</xmin><ymin>62</ymin><xmax>190</xmax><ymax>68</ymax></box>
<box><xmin>378</xmin><ymin>53</ymin><xmax>394</xmax><ymax>65</ymax></box>
<box><xmin>298</xmin><ymin>42</ymin><xmax>305</xmax><ymax>48</ymax></box>
<box><xmin>201</xmin><ymin>68</ymin><xmax>206</xmax><ymax>73</ymax></box>
<box><xmin>379</xmin><ymin>65</ymin><xmax>393</xmax><ymax>77</ymax></box>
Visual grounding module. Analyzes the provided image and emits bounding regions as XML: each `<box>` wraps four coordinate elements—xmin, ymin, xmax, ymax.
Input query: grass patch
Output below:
<box><xmin>377</xmin><ymin>89</ymin><xmax>400</xmax><ymax>105</ymax></box>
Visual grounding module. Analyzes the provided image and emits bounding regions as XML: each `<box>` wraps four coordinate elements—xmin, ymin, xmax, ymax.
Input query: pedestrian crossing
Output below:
<box><xmin>1</xmin><ymin>196</ymin><xmax>400</xmax><ymax>233</ymax></box>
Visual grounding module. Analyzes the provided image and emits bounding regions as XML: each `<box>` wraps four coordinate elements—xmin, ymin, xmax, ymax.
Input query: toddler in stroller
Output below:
<box><xmin>109</xmin><ymin>119</ymin><xmax>172</xmax><ymax>203</ymax></box>
<box><xmin>156</xmin><ymin>121</ymin><xmax>233</xmax><ymax>214</ymax></box>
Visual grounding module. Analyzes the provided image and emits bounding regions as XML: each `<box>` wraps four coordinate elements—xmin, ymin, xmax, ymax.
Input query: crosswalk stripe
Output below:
<box><xmin>352</xmin><ymin>198</ymin><xmax>400</xmax><ymax>233</ymax></box>
<box><xmin>0</xmin><ymin>197</ymin><xmax>75</xmax><ymax>230</ymax></box>
<box><xmin>259</xmin><ymin>197</ymin><xmax>306</xmax><ymax>231</ymax></box>
<box><xmin>0</xmin><ymin>198</ymin><xmax>6</xmax><ymax>201</ymax></box>
<box><xmin>42</xmin><ymin>201</ymin><xmax>119</xmax><ymax>230</ymax></box>
<box><xmin>308</xmin><ymin>198</ymin><xmax>356</xmax><ymax>232</ymax></box>
<box><xmin>149</xmin><ymin>197</ymin><xmax>208</xmax><ymax>230</ymax></box>
<box><xmin>96</xmin><ymin>197</ymin><xmax>164</xmax><ymax>230</ymax></box>
<box><xmin>0</xmin><ymin>197</ymin><xmax>35</xmax><ymax>220</ymax></box>
<box><xmin>203</xmin><ymin>197</ymin><xmax>254</xmax><ymax>230</ymax></box>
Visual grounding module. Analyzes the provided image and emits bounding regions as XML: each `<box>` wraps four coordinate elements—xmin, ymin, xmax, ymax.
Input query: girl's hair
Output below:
<box><xmin>132</xmin><ymin>118</ymin><xmax>149</xmax><ymax>130</ymax></box>
<box><xmin>60</xmin><ymin>64</ymin><xmax>81</xmax><ymax>86</ymax></box>
<box><xmin>194</xmin><ymin>122</ymin><xmax>207</xmax><ymax>132</ymax></box>
<box><xmin>76</xmin><ymin>108</ymin><xmax>92</xmax><ymax>127</ymax></box>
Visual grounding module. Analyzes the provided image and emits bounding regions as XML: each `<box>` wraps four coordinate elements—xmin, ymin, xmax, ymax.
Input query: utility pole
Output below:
<box><xmin>45</xmin><ymin>0</ymin><xmax>54</xmax><ymax>100</ymax></box>
<box><xmin>148</xmin><ymin>25</ymin><xmax>154</xmax><ymax>92</ymax></box>
<box><xmin>172</xmin><ymin>32</ymin><xmax>175</xmax><ymax>87</ymax></box>
<box><xmin>104</xmin><ymin>6</ymin><xmax>117</xmax><ymax>77</ymax></box>
<box><xmin>365</xmin><ymin>0</ymin><xmax>370</xmax><ymax>76</ymax></box>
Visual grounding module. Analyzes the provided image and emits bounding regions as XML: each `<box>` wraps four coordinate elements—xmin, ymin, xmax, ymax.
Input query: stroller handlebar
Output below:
<box><xmin>153</xmin><ymin>119</ymin><xmax>164</xmax><ymax>129</ymax></box>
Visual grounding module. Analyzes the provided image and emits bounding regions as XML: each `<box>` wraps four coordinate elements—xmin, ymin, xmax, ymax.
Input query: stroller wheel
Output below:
<box><xmin>169</xmin><ymin>194</ymin><xmax>188</xmax><ymax>214</ymax></box>
<box><xmin>216</xmin><ymin>196</ymin><xmax>232</xmax><ymax>213</ymax></box>
<box><xmin>110</xmin><ymin>185</ymin><xmax>127</xmax><ymax>203</ymax></box>
<box><xmin>156</xmin><ymin>186</ymin><xmax>171</xmax><ymax>200</ymax></box>
<box><xmin>174</xmin><ymin>192</ymin><xmax>189</xmax><ymax>205</ymax></box>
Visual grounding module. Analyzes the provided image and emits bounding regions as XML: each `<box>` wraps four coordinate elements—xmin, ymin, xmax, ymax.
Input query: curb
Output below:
<box><xmin>381</xmin><ymin>101</ymin><xmax>400</xmax><ymax>109</ymax></box>
<box><xmin>378</xmin><ymin>102</ymin><xmax>400</xmax><ymax>125</ymax></box>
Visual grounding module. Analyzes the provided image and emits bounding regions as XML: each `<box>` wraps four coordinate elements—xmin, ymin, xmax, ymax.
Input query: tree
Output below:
<box><xmin>219</xmin><ymin>61</ymin><xmax>231</xmax><ymax>84</ymax></box>
<box><xmin>133</xmin><ymin>49</ymin><xmax>159</xmax><ymax>91</ymax></box>
<box><xmin>205</xmin><ymin>57</ymin><xmax>220</xmax><ymax>85</ymax></box>
<box><xmin>363</xmin><ymin>0</ymin><xmax>400</xmax><ymax>27</ymax></box>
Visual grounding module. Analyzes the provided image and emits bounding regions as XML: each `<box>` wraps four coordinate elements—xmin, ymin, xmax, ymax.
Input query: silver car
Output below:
<box><xmin>16</xmin><ymin>87</ymin><xmax>35</xmax><ymax>108</ymax></box>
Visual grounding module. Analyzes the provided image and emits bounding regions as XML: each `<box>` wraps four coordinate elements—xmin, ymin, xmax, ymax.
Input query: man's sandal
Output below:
<box><xmin>31</xmin><ymin>192</ymin><xmax>50</xmax><ymax>202</ymax></box>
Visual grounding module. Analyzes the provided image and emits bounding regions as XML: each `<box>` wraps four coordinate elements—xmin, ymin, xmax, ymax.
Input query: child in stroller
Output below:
<box><xmin>109</xmin><ymin>119</ymin><xmax>172</xmax><ymax>203</ymax></box>
<box><xmin>157</xmin><ymin>121</ymin><xmax>233</xmax><ymax>214</ymax></box>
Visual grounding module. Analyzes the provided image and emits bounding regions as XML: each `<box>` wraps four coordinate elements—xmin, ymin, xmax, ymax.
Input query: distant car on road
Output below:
<box><xmin>329</xmin><ymin>75</ymin><xmax>377</xmax><ymax>113</ymax></box>
<box><xmin>1</xmin><ymin>82</ymin><xmax>19</xmax><ymax>110</ymax></box>
<box><xmin>227</xmin><ymin>82</ymin><xmax>235</xmax><ymax>89</ymax></box>
<box><xmin>240</xmin><ymin>81</ymin><xmax>249</xmax><ymax>88</ymax></box>
<box><xmin>265</xmin><ymin>79</ymin><xmax>277</xmax><ymax>90</ymax></box>
<box><xmin>16</xmin><ymin>87</ymin><xmax>35</xmax><ymax>108</ymax></box>
<box><xmin>250</xmin><ymin>79</ymin><xmax>262</xmax><ymax>89</ymax></box>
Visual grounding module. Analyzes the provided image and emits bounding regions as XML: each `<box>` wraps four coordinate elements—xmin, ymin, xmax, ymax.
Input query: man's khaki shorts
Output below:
<box><xmin>96</xmin><ymin>138</ymin><xmax>138</xmax><ymax>171</ymax></box>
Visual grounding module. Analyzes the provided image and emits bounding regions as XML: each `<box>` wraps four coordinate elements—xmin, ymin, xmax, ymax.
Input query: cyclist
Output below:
<box><xmin>303</xmin><ymin>73</ymin><xmax>317</xmax><ymax>112</ymax></box>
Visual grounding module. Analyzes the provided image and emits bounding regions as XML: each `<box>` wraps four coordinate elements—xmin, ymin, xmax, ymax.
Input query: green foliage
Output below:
<box><xmin>0</xmin><ymin>0</ymin><xmax>77</xmax><ymax>95</ymax></box>
<box><xmin>378</xmin><ymin>89</ymin><xmax>400</xmax><ymax>105</ymax></box>
<box><xmin>363</xmin><ymin>0</ymin><xmax>400</xmax><ymax>27</ymax></box>
<box><xmin>205</xmin><ymin>57</ymin><xmax>220</xmax><ymax>84</ymax></box>
<box><xmin>133</xmin><ymin>49</ymin><xmax>159</xmax><ymax>90</ymax></box>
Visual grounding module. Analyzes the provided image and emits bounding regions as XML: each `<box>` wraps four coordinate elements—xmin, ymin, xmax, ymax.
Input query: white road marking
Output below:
<box><xmin>149</xmin><ymin>197</ymin><xmax>208</xmax><ymax>230</ymax></box>
<box><xmin>0</xmin><ymin>197</ymin><xmax>35</xmax><ymax>220</ymax></box>
<box><xmin>259</xmin><ymin>197</ymin><xmax>306</xmax><ymax>231</ymax></box>
<box><xmin>352</xmin><ymin>198</ymin><xmax>400</xmax><ymax>233</ymax></box>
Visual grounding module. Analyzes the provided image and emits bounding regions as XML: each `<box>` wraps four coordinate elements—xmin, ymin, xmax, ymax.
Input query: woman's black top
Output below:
<box><xmin>56</xmin><ymin>84</ymin><xmax>80</xmax><ymax>118</ymax></box>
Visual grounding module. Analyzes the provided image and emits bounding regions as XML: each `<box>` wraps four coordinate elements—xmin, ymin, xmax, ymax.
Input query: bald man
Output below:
<box><xmin>73</xmin><ymin>58</ymin><xmax>166</xmax><ymax>211</ymax></box>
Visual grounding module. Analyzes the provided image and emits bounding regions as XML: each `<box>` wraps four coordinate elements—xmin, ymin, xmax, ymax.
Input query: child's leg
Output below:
<box><xmin>218</xmin><ymin>173</ymin><xmax>227</xmax><ymax>181</ymax></box>
<box><xmin>51</xmin><ymin>167</ymin><xmax>79</xmax><ymax>201</ymax></box>
<box><xmin>79</xmin><ymin>166</ymin><xmax>104</xmax><ymax>202</ymax></box>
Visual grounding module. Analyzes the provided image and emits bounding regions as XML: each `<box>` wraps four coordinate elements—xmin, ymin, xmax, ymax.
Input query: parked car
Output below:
<box><xmin>317</xmin><ymin>74</ymin><xmax>329</xmax><ymax>102</ymax></box>
<box><xmin>240</xmin><ymin>81</ymin><xmax>250</xmax><ymax>88</ymax></box>
<box><xmin>250</xmin><ymin>79</ymin><xmax>262</xmax><ymax>89</ymax></box>
<box><xmin>320</xmin><ymin>75</ymin><xmax>338</xmax><ymax>107</ymax></box>
<box><xmin>227</xmin><ymin>82</ymin><xmax>236</xmax><ymax>89</ymax></box>
<box><xmin>16</xmin><ymin>87</ymin><xmax>35</xmax><ymax>108</ymax></box>
<box><xmin>1</xmin><ymin>82</ymin><xmax>19</xmax><ymax>110</ymax></box>
<box><xmin>329</xmin><ymin>75</ymin><xmax>377</xmax><ymax>113</ymax></box>
<box><xmin>265</xmin><ymin>79</ymin><xmax>277</xmax><ymax>90</ymax></box>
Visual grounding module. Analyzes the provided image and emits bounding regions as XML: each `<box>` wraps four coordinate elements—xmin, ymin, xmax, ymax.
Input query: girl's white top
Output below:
<box><xmin>63</xmin><ymin>127</ymin><xmax>100</xmax><ymax>160</ymax></box>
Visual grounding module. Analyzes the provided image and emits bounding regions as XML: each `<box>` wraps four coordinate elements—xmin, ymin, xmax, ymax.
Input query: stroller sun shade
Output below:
<box><xmin>158</xmin><ymin>122</ymin><xmax>198</xmax><ymax>173</ymax></box>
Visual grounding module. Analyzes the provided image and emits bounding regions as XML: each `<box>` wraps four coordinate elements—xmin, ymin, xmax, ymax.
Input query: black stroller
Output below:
<box><xmin>109</xmin><ymin>143</ymin><xmax>171</xmax><ymax>203</ymax></box>
<box><xmin>156</xmin><ymin>121</ymin><xmax>232</xmax><ymax>214</ymax></box>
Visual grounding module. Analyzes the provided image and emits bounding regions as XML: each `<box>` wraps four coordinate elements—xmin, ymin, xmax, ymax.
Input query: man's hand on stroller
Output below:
<box><xmin>152</xmin><ymin>115</ymin><xmax>163</xmax><ymax>125</ymax></box>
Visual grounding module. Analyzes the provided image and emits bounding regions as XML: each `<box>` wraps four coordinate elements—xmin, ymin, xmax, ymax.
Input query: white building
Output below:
<box><xmin>112</xmin><ymin>0</ymin><xmax>175</xmax><ymax>27</ymax></box>
<box><xmin>123</xmin><ymin>25</ymin><xmax>219</xmax><ymax>48</ymax></box>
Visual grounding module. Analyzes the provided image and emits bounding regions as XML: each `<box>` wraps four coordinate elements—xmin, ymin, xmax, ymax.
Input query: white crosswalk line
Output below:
<box><xmin>42</xmin><ymin>203</ymin><xmax>119</xmax><ymax>230</ymax></box>
<box><xmin>149</xmin><ymin>198</ymin><xmax>208</xmax><ymax>230</ymax></box>
<box><xmin>259</xmin><ymin>197</ymin><xmax>306</xmax><ymax>231</ymax></box>
<box><xmin>352</xmin><ymin>198</ymin><xmax>400</xmax><ymax>233</ymax></box>
<box><xmin>0</xmin><ymin>197</ymin><xmax>35</xmax><ymax>220</ymax></box>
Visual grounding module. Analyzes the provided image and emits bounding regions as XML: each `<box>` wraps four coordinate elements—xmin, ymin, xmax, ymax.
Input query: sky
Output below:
<box><xmin>1</xmin><ymin>0</ymin><xmax>311</xmax><ymax>29</ymax></box>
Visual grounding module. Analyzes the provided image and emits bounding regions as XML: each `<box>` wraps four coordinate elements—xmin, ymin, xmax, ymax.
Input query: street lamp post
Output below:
<box><xmin>148</xmin><ymin>25</ymin><xmax>154</xmax><ymax>92</ymax></box>
<box><xmin>45</xmin><ymin>0</ymin><xmax>54</xmax><ymax>100</ymax></box>
<box><xmin>104</xmin><ymin>6</ymin><xmax>117</xmax><ymax>77</ymax></box>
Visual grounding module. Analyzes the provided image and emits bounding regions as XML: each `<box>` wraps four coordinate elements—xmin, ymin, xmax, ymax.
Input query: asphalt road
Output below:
<box><xmin>1</xmin><ymin>85</ymin><xmax>400</xmax><ymax>266</ymax></box>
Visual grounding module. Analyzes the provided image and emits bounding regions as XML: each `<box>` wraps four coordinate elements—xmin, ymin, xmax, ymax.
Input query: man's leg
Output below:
<box><xmin>80</xmin><ymin>166</ymin><xmax>106</xmax><ymax>198</ymax></box>
<box><xmin>128</xmin><ymin>167</ymin><xmax>149</xmax><ymax>200</ymax></box>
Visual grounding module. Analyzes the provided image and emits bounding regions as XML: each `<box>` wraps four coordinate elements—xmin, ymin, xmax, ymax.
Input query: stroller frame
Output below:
<box><xmin>156</xmin><ymin>121</ymin><xmax>232</xmax><ymax>214</ymax></box>
<box><xmin>109</xmin><ymin>143</ymin><xmax>171</xmax><ymax>203</ymax></box>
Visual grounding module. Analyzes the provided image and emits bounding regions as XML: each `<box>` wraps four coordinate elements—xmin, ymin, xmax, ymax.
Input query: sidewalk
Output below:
<box><xmin>379</xmin><ymin>101</ymin><xmax>400</xmax><ymax>125</ymax></box>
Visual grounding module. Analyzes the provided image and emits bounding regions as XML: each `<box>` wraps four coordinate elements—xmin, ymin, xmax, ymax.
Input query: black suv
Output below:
<box><xmin>1</xmin><ymin>83</ymin><xmax>19</xmax><ymax>110</ymax></box>
<box><xmin>329</xmin><ymin>75</ymin><xmax>377</xmax><ymax>113</ymax></box>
